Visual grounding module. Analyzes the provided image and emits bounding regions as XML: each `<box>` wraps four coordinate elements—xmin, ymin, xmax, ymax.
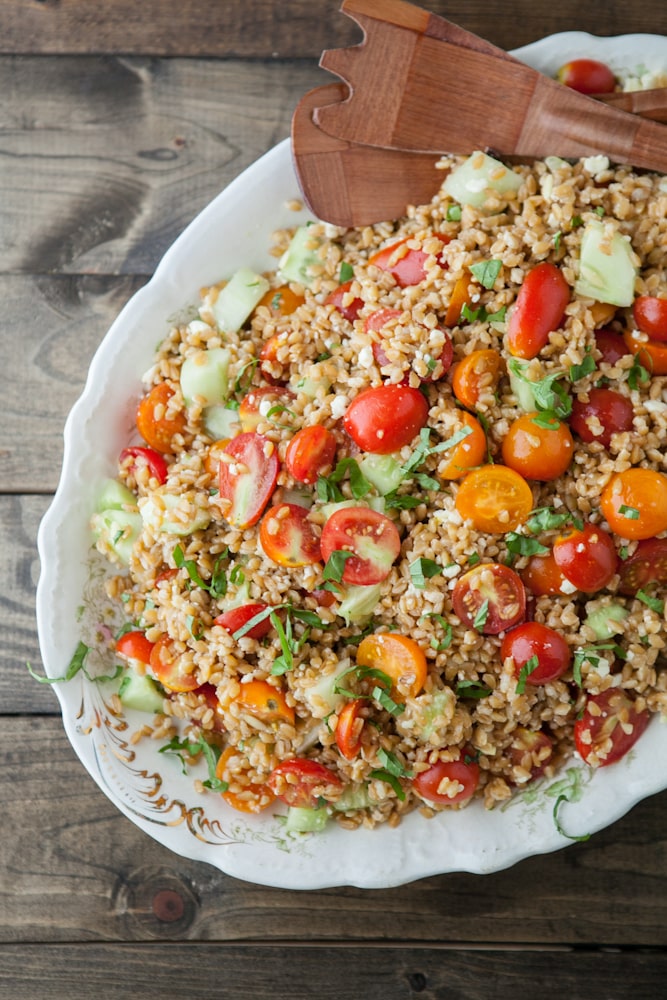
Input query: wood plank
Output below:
<box><xmin>2</xmin><ymin>717</ymin><xmax>667</xmax><ymax>946</ymax></box>
<box><xmin>0</xmin><ymin>57</ymin><xmax>323</xmax><ymax>277</ymax></box>
<box><xmin>0</xmin><ymin>942</ymin><xmax>665</xmax><ymax>999</ymax></box>
<box><xmin>2</xmin><ymin>0</ymin><xmax>667</xmax><ymax>56</ymax></box>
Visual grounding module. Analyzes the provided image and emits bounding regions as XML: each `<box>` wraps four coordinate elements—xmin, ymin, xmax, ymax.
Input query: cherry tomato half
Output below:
<box><xmin>343</xmin><ymin>384</ymin><xmax>429</xmax><ymax>454</ymax></box>
<box><xmin>356</xmin><ymin>632</ymin><xmax>427</xmax><ymax>699</ymax></box>
<box><xmin>285</xmin><ymin>425</ymin><xmax>337</xmax><ymax>485</ymax></box>
<box><xmin>215</xmin><ymin>746</ymin><xmax>275</xmax><ymax>814</ymax></box>
<box><xmin>521</xmin><ymin>550</ymin><xmax>570</xmax><ymax>597</ymax></box>
<box><xmin>218</xmin><ymin>432</ymin><xmax>280</xmax><ymax>529</ymax></box>
<box><xmin>259</xmin><ymin>332</ymin><xmax>288</xmax><ymax>384</ymax></box>
<box><xmin>320</xmin><ymin>507</ymin><xmax>401</xmax><ymax>586</ymax></box>
<box><xmin>507</xmin><ymin>262</ymin><xmax>570</xmax><ymax>360</ymax></box>
<box><xmin>413</xmin><ymin>757</ymin><xmax>480</xmax><ymax>806</ymax></box>
<box><xmin>119</xmin><ymin>446</ymin><xmax>168</xmax><ymax>485</ymax></box>
<box><xmin>267</xmin><ymin>758</ymin><xmax>343</xmax><ymax>808</ymax></box>
<box><xmin>556</xmin><ymin>58</ymin><xmax>616</xmax><ymax>95</ymax></box>
<box><xmin>325</xmin><ymin>279</ymin><xmax>364</xmax><ymax>322</ymax></box>
<box><xmin>256</xmin><ymin>284</ymin><xmax>304</xmax><ymax>318</ymax></box>
<box><xmin>623</xmin><ymin>329</ymin><xmax>667</xmax><ymax>375</ymax></box>
<box><xmin>570</xmin><ymin>388</ymin><xmax>634</xmax><ymax>448</ymax></box>
<box><xmin>136</xmin><ymin>383</ymin><xmax>187</xmax><ymax>454</ymax></box>
<box><xmin>501</xmin><ymin>622</ymin><xmax>572</xmax><ymax>685</ymax></box>
<box><xmin>618</xmin><ymin>537</ymin><xmax>667</xmax><ymax>595</ymax></box>
<box><xmin>508</xmin><ymin>727</ymin><xmax>554</xmax><ymax>782</ymax></box>
<box><xmin>552</xmin><ymin>522</ymin><xmax>618</xmax><ymax>592</ymax></box>
<box><xmin>574</xmin><ymin>688</ymin><xmax>650</xmax><ymax>767</ymax></box>
<box><xmin>368</xmin><ymin>234</ymin><xmax>449</xmax><ymax>287</ymax></box>
<box><xmin>437</xmin><ymin>412</ymin><xmax>488</xmax><ymax>481</ymax></box>
<box><xmin>213</xmin><ymin>603</ymin><xmax>273</xmax><ymax>641</ymax></box>
<box><xmin>451</xmin><ymin>349</ymin><xmax>502</xmax><ymax>410</ymax></box>
<box><xmin>601</xmin><ymin>468</ymin><xmax>667</xmax><ymax>540</ymax></box>
<box><xmin>455</xmin><ymin>465</ymin><xmax>533</xmax><ymax>533</ymax></box>
<box><xmin>632</xmin><ymin>296</ymin><xmax>667</xmax><ymax>342</ymax></box>
<box><xmin>445</xmin><ymin>272</ymin><xmax>477</xmax><ymax>327</ymax></box>
<box><xmin>116</xmin><ymin>630</ymin><xmax>155</xmax><ymax>665</ymax></box>
<box><xmin>230</xmin><ymin>679</ymin><xmax>295</xmax><ymax>725</ymax></box>
<box><xmin>238</xmin><ymin>386</ymin><xmax>295</xmax><ymax>433</ymax></box>
<box><xmin>501</xmin><ymin>412</ymin><xmax>574</xmax><ymax>481</ymax></box>
<box><xmin>595</xmin><ymin>327</ymin><xmax>631</xmax><ymax>366</ymax></box>
<box><xmin>366</xmin><ymin>309</ymin><xmax>453</xmax><ymax>383</ymax></box>
<box><xmin>335</xmin><ymin>699</ymin><xmax>366</xmax><ymax>760</ymax></box>
<box><xmin>259</xmin><ymin>503</ymin><xmax>322</xmax><ymax>567</ymax></box>
<box><xmin>452</xmin><ymin>563</ymin><xmax>526</xmax><ymax>635</ymax></box>
<box><xmin>149</xmin><ymin>636</ymin><xmax>199</xmax><ymax>692</ymax></box>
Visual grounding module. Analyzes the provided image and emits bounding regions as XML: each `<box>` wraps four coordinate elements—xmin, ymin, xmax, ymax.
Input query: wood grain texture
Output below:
<box><xmin>1</xmin><ymin>942</ymin><xmax>666</xmax><ymax>1000</ymax></box>
<box><xmin>2</xmin><ymin>718</ymin><xmax>667</xmax><ymax>947</ymax></box>
<box><xmin>2</xmin><ymin>0</ymin><xmax>667</xmax><ymax>56</ymax></box>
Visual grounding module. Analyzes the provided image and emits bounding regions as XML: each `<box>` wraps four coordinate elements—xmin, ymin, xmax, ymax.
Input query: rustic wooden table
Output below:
<box><xmin>3</xmin><ymin>1</ymin><xmax>667</xmax><ymax>996</ymax></box>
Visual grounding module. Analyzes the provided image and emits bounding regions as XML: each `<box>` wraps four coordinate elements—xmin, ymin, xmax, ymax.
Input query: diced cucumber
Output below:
<box><xmin>180</xmin><ymin>347</ymin><xmax>230</xmax><ymax>407</ymax></box>
<box><xmin>302</xmin><ymin>660</ymin><xmax>351</xmax><ymax>717</ymax></box>
<box><xmin>418</xmin><ymin>688</ymin><xmax>454</xmax><ymax>741</ymax></box>
<box><xmin>285</xmin><ymin>805</ymin><xmax>329</xmax><ymax>833</ymax></box>
<box><xmin>118</xmin><ymin>666</ymin><xmax>165</xmax><ymax>713</ymax></box>
<box><xmin>338</xmin><ymin>583</ymin><xmax>382</xmax><ymax>625</ymax></box>
<box><xmin>320</xmin><ymin>498</ymin><xmax>358</xmax><ymax>520</ymax></box>
<box><xmin>96</xmin><ymin>478</ymin><xmax>138</xmax><ymax>513</ymax></box>
<box><xmin>584</xmin><ymin>603</ymin><xmax>629</xmax><ymax>640</ymax></box>
<box><xmin>139</xmin><ymin>488</ymin><xmax>211</xmax><ymax>536</ymax></box>
<box><xmin>202</xmin><ymin>403</ymin><xmax>240</xmax><ymax>440</ymax></box>
<box><xmin>279</xmin><ymin>224</ymin><xmax>323</xmax><ymax>287</ymax></box>
<box><xmin>574</xmin><ymin>220</ymin><xmax>637</xmax><ymax>307</ymax></box>
<box><xmin>332</xmin><ymin>783</ymin><xmax>372</xmax><ymax>812</ymax></box>
<box><xmin>212</xmin><ymin>267</ymin><xmax>270</xmax><ymax>334</ymax></box>
<box><xmin>292</xmin><ymin>373</ymin><xmax>331</xmax><ymax>398</ymax></box>
<box><xmin>444</xmin><ymin>151</ymin><xmax>523</xmax><ymax>209</ymax></box>
<box><xmin>91</xmin><ymin>508</ymin><xmax>143</xmax><ymax>565</ymax></box>
<box><xmin>507</xmin><ymin>359</ymin><xmax>539</xmax><ymax>411</ymax></box>
<box><xmin>357</xmin><ymin>453</ymin><xmax>404</xmax><ymax>495</ymax></box>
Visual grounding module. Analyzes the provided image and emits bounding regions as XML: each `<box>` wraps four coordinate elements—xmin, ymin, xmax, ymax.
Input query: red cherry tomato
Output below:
<box><xmin>521</xmin><ymin>550</ymin><xmax>569</xmax><ymax>597</ymax></box>
<box><xmin>508</xmin><ymin>727</ymin><xmax>554</xmax><ymax>782</ymax></box>
<box><xmin>366</xmin><ymin>308</ymin><xmax>453</xmax><ymax>382</ymax></box>
<box><xmin>325</xmin><ymin>279</ymin><xmax>364</xmax><ymax>322</ymax></box>
<box><xmin>618</xmin><ymin>537</ymin><xmax>667</xmax><ymax>595</ymax></box>
<box><xmin>119</xmin><ymin>446</ymin><xmax>168</xmax><ymax>485</ymax></box>
<box><xmin>259</xmin><ymin>503</ymin><xmax>322</xmax><ymax>567</ymax></box>
<box><xmin>115</xmin><ymin>630</ymin><xmax>155</xmax><ymax>664</ymax></box>
<box><xmin>320</xmin><ymin>507</ymin><xmax>401</xmax><ymax>585</ymax></box>
<box><xmin>507</xmin><ymin>262</ymin><xmax>570</xmax><ymax>359</ymax></box>
<box><xmin>335</xmin><ymin>699</ymin><xmax>366</xmax><ymax>760</ymax></box>
<box><xmin>343</xmin><ymin>384</ymin><xmax>429</xmax><ymax>454</ymax></box>
<box><xmin>238</xmin><ymin>386</ymin><xmax>295</xmax><ymax>433</ymax></box>
<box><xmin>595</xmin><ymin>327</ymin><xmax>631</xmax><ymax>366</ymax></box>
<box><xmin>218</xmin><ymin>432</ymin><xmax>280</xmax><ymax>529</ymax></box>
<box><xmin>213</xmin><ymin>603</ymin><xmax>273</xmax><ymax>640</ymax></box>
<box><xmin>501</xmin><ymin>622</ymin><xmax>572</xmax><ymax>685</ymax></box>
<box><xmin>136</xmin><ymin>383</ymin><xmax>187</xmax><ymax>454</ymax></box>
<box><xmin>149</xmin><ymin>636</ymin><xmax>199</xmax><ymax>692</ymax></box>
<box><xmin>259</xmin><ymin>332</ymin><xmax>288</xmax><ymax>384</ymax></box>
<box><xmin>632</xmin><ymin>296</ymin><xmax>667</xmax><ymax>342</ymax></box>
<box><xmin>452</xmin><ymin>563</ymin><xmax>526</xmax><ymax>635</ymax></box>
<box><xmin>267</xmin><ymin>758</ymin><xmax>342</xmax><ymax>808</ymax></box>
<box><xmin>575</xmin><ymin>688</ymin><xmax>650</xmax><ymax>767</ymax></box>
<box><xmin>195</xmin><ymin>683</ymin><xmax>226</xmax><ymax>733</ymax></box>
<box><xmin>368</xmin><ymin>234</ymin><xmax>450</xmax><ymax>287</ymax></box>
<box><xmin>570</xmin><ymin>388</ymin><xmax>634</xmax><ymax>448</ymax></box>
<box><xmin>285</xmin><ymin>425</ymin><xmax>337</xmax><ymax>485</ymax></box>
<box><xmin>413</xmin><ymin>756</ymin><xmax>480</xmax><ymax>806</ymax></box>
<box><xmin>552</xmin><ymin>522</ymin><xmax>618</xmax><ymax>593</ymax></box>
<box><xmin>556</xmin><ymin>58</ymin><xmax>616</xmax><ymax>95</ymax></box>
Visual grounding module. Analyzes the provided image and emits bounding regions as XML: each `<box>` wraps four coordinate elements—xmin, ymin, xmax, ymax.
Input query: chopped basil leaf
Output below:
<box><xmin>455</xmin><ymin>679</ymin><xmax>492</xmax><ymax>699</ymax></box>
<box><xmin>322</xmin><ymin>550</ymin><xmax>355</xmax><ymax>585</ymax></box>
<box><xmin>468</xmin><ymin>552</ymin><xmax>481</xmax><ymax>567</ymax></box>
<box><xmin>26</xmin><ymin>641</ymin><xmax>122</xmax><ymax>685</ymax></box>
<box><xmin>569</xmin><ymin>353</ymin><xmax>597</xmax><ymax>382</ymax></box>
<box><xmin>369</xmin><ymin>768</ymin><xmax>406</xmax><ymax>800</ymax></box>
<box><xmin>553</xmin><ymin>793</ymin><xmax>590</xmax><ymax>842</ymax></box>
<box><xmin>570</xmin><ymin>215</ymin><xmax>584</xmax><ymax>228</ymax></box>
<box><xmin>505</xmin><ymin>532</ymin><xmax>550</xmax><ymax>557</ymax></box>
<box><xmin>619</xmin><ymin>505</ymin><xmax>640</xmax><ymax>520</ymax></box>
<box><xmin>469</xmin><ymin>259</ymin><xmax>502</xmax><ymax>289</ymax></box>
<box><xmin>637</xmin><ymin>590</ymin><xmax>665</xmax><ymax>615</ymax></box>
<box><xmin>446</xmin><ymin>204</ymin><xmax>462</xmax><ymax>222</ymax></box>
<box><xmin>383</xmin><ymin>491</ymin><xmax>422</xmax><ymax>510</ymax></box>
<box><xmin>409</xmin><ymin>557</ymin><xmax>442</xmax><ymax>589</ymax></box>
<box><xmin>419</xmin><ymin>612</ymin><xmax>453</xmax><ymax>651</ymax></box>
<box><xmin>376</xmin><ymin>747</ymin><xmax>414</xmax><ymax>779</ymax></box>
<box><xmin>553</xmin><ymin>231</ymin><xmax>562</xmax><ymax>251</ymax></box>
<box><xmin>371</xmin><ymin>685</ymin><xmax>405</xmax><ymax>716</ymax></box>
<box><xmin>628</xmin><ymin>354</ymin><xmax>651</xmax><ymax>391</ymax></box>
<box><xmin>516</xmin><ymin>654</ymin><xmax>539</xmax><ymax>694</ymax></box>
<box><xmin>159</xmin><ymin>734</ymin><xmax>227</xmax><ymax>791</ymax></box>
<box><xmin>473</xmin><ymin>599</ymin><xmax>489</xmax><ymax>631</ymax></box>
<box><xmin>526</xmin><ymin>506</ymin><xmax>573</xmax><ymax>533</ymax></box>
<box><xmin>339</xmin><ymin>261</ymin><xmax>354</xmax><ymax>283</ymax></box>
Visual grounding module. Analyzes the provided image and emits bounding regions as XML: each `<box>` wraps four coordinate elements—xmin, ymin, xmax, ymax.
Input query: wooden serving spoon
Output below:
<box><xmin>313</xmin><ymin>0</ymin><xmax>667</xmax><ymax>169</ymax></box>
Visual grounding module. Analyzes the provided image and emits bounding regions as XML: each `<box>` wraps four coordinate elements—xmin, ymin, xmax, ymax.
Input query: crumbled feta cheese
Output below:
<box><xmin>357</xmin><ymin>345</ymin><xmax>374</xmax><ymax>369</ymax></box>
<box><xmin>442</xmin><ymin>564</ymin><xmax>461</xmax><ymax>579</ymax></box>
<box><xmin>559</xmin><ymin>578</ymin><xmax>578</xmax><ymax>595</ymax></box>
<box><xmin>582</xmin><ymin>155</ymin><xmax>610</xmax><ymax>176</ymax></box>
<box><xmin>330</xmin><ymin>395</ymin><xmax>348</xmax><ymax>420</ymax></box>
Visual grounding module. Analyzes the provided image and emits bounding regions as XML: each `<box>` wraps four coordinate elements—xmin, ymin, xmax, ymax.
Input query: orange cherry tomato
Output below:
<box><xmin>451</xmin><ymin>349</ymin><xmax>502</xmax><ymax>410</ymax></box>
<box><xmin>203</xmin><ymin>438</ymin><xmax>231</xmax><ymax>478</ymax></box>
<box><xmin>552</xmin><ymin>522</ymin><xmax>618</xmax><ymax>592</ymax></box>
<box><xmin>259</xmin><ymin>332</ymin><xmax>289</xmax><ymax>384</ymax></box>
<box><xmin>215</xmin><ymin>746</ymin><xmax>275</xmax><ymax>814</ymax></box>
<box><xmin>452</xmin><ymin>563</ymin><xmax>526</xmax><ymax>635</ymax></box>
<box><xmin>455</xmin><ymin>465</ymin><xmax>533</xmax><ymax>533</ymax></box>
<box><xmin>556</xmin><ymin>58</ymin><xmax>616</xmax><ymax>94</ymax></box>
<box><xmin>285</xmin><ymin>425</ymin><xmax>337</xmax><ymax>484</ymax></box>
<box><xmin>600</xmin><ymin>468</ymin><xmax>667</xmax><ymax>540</ymax></box>
<box><xmin>136</xmin><ymin>383</ymin><xmax>187</xmax><ymax>454</ymax></box>
<box><xmin>356</xmin><ymin>633</ymin><xmax>427</xmax><ymax>699</ymax></box>
<box><xmin>445</xmin><ymin>272</ymin><xmax>476</xmax><ymax>327</ymax></box>
<box><xmin>149</xmin><ymin>636</ymin><xmax>199</xmax><ymax>692</ymax></box>
<box><xmin>325</xmin><ymin>278</ymin><xmax>364</xmax><ymax>322</ymax></box>
<box><xmin>574</xmin><ymin>689</ymin><xmax>650</xmax><ymax>767</ymax></box>
<box><xmin>335</xmin><ymin>698</ymin><xmax>366</xmax><ymax>760</ymax></box>
<box><xmin>633</xmin><ymin>296</ymin><xmax>667</xmax><ymax>342</ymax></box>
<box><xmin>238</xmin><ymin>386</ymin><xmax>295</xmax><ymax>433</ymax></box>
<box><xmin>437</xmin><ymin>412</ymin><xmax>488</xmax><ymax>481</ymax></box>
<box><xmin>256</xmin><ymin>284</ymin><xmax>304</xmax><ymax>318</ymax></box>
<box><xmin>231</xmin><ymin>679</ymin><xmax>295</xmax><ymax>725</ymax></box>
<box><xmin>507</xmin><ymin>262</ymin><xmax>570</xmax><ymax>359</ymax></box>
<box><xmin>413</xmin><ymin>756</ymin><xmax>480</xmax><ymax>806</ymax></box>
<box><xmin>116</xmin><ymin>630</ymin><xmax>155</xmax><ymax>665</ymax></box>
<box><xmin>501</xmin><ymin>413</ymin><xmax>574</xmax><ymax>482</ymax></box>
<box><xmin>623</xmin><ymin>329</ymin><xmax>667</xmax><ymax>375</ymax></box>
<box><xmin>521</xmin><ymin>550</ymin><xmax>569</xmax><ymax>596</ymax></box>
<box><xmin>259</xmin><ymin>503</ymin><xmax>322</xmax><ymax>567</ymax></box>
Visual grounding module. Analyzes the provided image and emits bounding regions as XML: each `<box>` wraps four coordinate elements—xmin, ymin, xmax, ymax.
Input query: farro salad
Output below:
<box><xmin>91</xmin><ymin>139</ymin><xmax>667</xmax><ymax>835</ymax></box>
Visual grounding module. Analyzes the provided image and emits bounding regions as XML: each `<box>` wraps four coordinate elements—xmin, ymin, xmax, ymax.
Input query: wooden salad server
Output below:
<box><xmin>313</xmin><ymin>0</ymin><xmax>667</xmax><ymax>169</ymax></box>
